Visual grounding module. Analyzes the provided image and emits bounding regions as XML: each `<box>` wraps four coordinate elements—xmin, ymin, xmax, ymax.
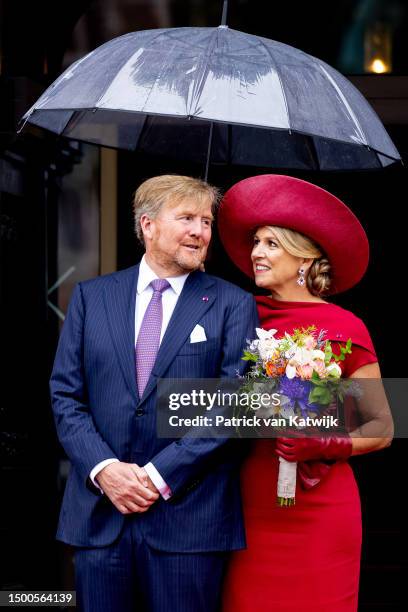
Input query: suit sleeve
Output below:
<box><xmin>149</xmin><ymin>291</ymin><xmax>259</xmax><ymax>497</ymax></box>
<box><xmin>49</xmin><ymin>283</ymin><xmax>118</xmax><ymax>490</ymax></box>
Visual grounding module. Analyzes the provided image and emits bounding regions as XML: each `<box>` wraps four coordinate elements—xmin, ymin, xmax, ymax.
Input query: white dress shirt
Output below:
<box><xmin>90</xmin><ymin>255</ymin><xmax>190</xmax><ymax>500</ymax></box>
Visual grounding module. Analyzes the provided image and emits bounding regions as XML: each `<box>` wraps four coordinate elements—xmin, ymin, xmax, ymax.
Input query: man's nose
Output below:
<box><xmin>188</xmin><ymin>218</ymin><xmax>203</xmax><ymax>236</ymax></box>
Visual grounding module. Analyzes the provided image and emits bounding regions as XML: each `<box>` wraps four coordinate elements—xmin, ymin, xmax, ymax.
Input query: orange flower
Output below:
<box><xmin>266</xmin><ymin>359</ymin><xmax>287</xmax><ymax>377</ymax></box>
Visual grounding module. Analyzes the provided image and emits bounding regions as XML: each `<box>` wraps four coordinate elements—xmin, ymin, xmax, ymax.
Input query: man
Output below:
<box><xmin>50</xmin><ymin>174</ymin><xmax>258</xmax><ymax>612</ymax></box>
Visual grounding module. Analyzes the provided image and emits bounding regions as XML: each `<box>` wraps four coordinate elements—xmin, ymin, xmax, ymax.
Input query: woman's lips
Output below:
<box><xmin>254</xmin><ymin>264</ymin><xmax>270</xmax><ymax>274</ymax></box>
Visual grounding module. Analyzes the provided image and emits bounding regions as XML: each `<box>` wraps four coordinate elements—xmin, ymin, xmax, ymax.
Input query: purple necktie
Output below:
<box><xmin>135</xmin><ymin>278</ymin><xmax>170</xmax><ymax>396</ymax></box>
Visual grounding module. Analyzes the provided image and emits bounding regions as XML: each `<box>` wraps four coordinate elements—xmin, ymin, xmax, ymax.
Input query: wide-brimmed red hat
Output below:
<box><xmin>218</xmin><ymin>174</ymin><xmax>369</xmax><ymax>294</ymax></box>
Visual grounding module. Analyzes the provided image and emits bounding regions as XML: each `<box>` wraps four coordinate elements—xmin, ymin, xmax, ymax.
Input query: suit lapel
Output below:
<box><xmin>103</xmin><ymin>265</ymin><xmax>140</xmax><ymax>403</ymax></box>
<box><xmin>139</xmin><ymin>271</ymin><xmax>216</xmax><ymax>404</ymax></box>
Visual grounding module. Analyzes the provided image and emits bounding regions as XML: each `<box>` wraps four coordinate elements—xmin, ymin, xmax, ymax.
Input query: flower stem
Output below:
<box><xmin>277</xmin><ymin>496</ymin><xmax>296</xmax><ymax>507</ymax></box>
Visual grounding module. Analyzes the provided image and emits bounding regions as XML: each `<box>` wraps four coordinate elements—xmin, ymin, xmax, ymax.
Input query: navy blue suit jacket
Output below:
<box><xmin>50</xmin><ymin>264</ymin><xmax>258</xmax><ymax>551</ymax></box>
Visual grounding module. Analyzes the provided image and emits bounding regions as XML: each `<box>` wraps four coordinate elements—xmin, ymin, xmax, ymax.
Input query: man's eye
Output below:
<box><xmin>202</xmin><ymin>219</ymin><xmax>212</xmax><ymax>227</ymax></box>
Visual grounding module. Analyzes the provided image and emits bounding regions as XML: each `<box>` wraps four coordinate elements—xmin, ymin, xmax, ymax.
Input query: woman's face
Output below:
<box><xmin>251</xmin><ymin>226</ymin><xmax>304</xmax><ymax>292</ymax></box>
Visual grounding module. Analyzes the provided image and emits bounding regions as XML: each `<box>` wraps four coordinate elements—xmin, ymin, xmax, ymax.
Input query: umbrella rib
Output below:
<box><xmin>166</xmin><ymin>28</ymin><xmax>267</xmax><ymax>59</ymax></box>
<box><xmin>187</xmin><ymin>27</ymin><xmax>220</xmax><ymax>116</ymax></box>
<box><xmin>256</xmin><ymin>38</ymin><xmax>291</xmax><ymax>131</ymax></box>
<box><xmin>163</xmin><ymin>28</ymin><xmax>213</xmax><ymax>53</ymax></box>
<box><xmin>318</xmin><ymin>64</ymin><xmax>368</xmax><ymax>146</ymax></box>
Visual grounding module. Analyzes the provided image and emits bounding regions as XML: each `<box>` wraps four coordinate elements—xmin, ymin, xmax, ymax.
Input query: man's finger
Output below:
<box><xmin>124</xmin><ymin>500</ymin><xmax>148</xmax><ymax>513</ymax></box>
<box><xmin>132</xmin><ymin>463</ymin><xmax>149</xmax><ymax>487</ymax></box>
<box><xmin>130</xmin><ymin>480</ymin><xmax>159</xmax><ymax>501</ymax></box>
<box><xmin>130</xmin><ymin>464</ymin><xmax>149</xmax><ymax>487</ymax></box>
<box><xmin>127</xmin><ymin>493</ymin><xmax>156</xmax><ymax>507</ymax></box>
<box><xmin>115</xmin><ymin>499</ymin><xmax>151</xmax><ymax>514</ymax></box>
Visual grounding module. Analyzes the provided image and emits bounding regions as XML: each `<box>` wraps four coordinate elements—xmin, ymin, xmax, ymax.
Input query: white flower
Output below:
<box><xmin>285</xmin><ymin>363</ymin><xmax>297</xmax><ymax>379</ymax></box>
<box><xmin>256</xmin><ymin>328</ymin><xmax>278</xmax><ymax>341</ymax></box>
<box><xmin>327</xmin><ymin>362</ymin><xmax>342</xmax><ymax>378</ymax></box>
<box><xmin>312</xmin><ymin>349</ymin><xmax>326</xmax><ymax>361</ymax></box>
<box><xmin>293</xmin><ymin>347</ymin><xmax>314</xmax><ymax>366</ymax></box>
<box><xmin>285</xmin><ymin>346</ymin><xmax>316</xmax><ymax>379</ymax></box>
<box><xmin>255</xmin><ymin>328</ymin><xmax>279</xmax><ymax>361</ymax></box>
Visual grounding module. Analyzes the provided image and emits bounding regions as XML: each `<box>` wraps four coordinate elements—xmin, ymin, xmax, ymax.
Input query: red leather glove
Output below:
<box><xmin>275</xmin><ymin>436</ymin><xmax>352</xmax><ymax>463</ymax></box>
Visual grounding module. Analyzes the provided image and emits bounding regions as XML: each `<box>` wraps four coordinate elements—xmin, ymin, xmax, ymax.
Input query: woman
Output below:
<box><xmin>218</xmin><ymin>174</ymin><xmax>393</xmax><ymax>612</ymax></box>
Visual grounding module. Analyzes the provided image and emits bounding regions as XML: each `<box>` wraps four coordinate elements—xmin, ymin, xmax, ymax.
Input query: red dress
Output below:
<box><xmin>222</xmin><ymin>297</ymin><xmax>378</xmax><ymax>612</ymax></box>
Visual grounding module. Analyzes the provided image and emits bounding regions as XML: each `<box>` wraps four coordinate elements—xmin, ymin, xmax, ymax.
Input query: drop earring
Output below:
<box><xmin>297</xmin><ymin>268</ymin><xmax>305</xmax><ymax>287</ymax></box>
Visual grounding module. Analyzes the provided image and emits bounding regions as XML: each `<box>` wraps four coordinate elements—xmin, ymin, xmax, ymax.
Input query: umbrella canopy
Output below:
<box><xmin>20</xmin><ymin>26</ymin><xmax>400</xmax><ymax>172</ymax></box>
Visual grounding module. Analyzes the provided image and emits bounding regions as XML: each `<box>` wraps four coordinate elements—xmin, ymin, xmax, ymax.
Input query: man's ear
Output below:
<box><xmin>140</xmin><ymin>213</ymin><xmax>154</xmax><ymax>241</ymax></box>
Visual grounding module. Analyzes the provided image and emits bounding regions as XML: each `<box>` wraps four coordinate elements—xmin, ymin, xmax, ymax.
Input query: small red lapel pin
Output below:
<box><xmin>202</xmin><ymin>296</ymin><xmax>209</xmax><ymax>302</ymax></box>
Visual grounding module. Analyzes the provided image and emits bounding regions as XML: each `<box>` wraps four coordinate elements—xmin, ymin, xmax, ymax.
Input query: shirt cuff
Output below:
<box><xmin>144</xmin><ymin>462</ymin><xmax>172</xmax><ymax>500</ymax></box>
<box><xmin>90</xmin><ymin>458</ymin><xmax>119</xmax><ymax>493</ymax></box>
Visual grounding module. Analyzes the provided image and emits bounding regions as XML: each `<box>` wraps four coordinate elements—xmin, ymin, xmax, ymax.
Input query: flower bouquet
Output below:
<box><xmin>241</xmin><ymin>326</ymin><xmax>352</xmax><ymax>507</ymax></box>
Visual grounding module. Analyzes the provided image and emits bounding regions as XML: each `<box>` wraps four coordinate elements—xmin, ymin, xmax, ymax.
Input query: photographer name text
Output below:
<box><xmin>167</xmin><ymin>415</ymin><xmax>339</xmax><ymax>428</ymax></box>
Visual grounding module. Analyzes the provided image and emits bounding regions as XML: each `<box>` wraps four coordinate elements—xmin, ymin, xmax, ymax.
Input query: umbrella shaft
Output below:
<box><xmin>204</xmin><ymin>122</ymin><xmax>214</xmax><ymax>182</ymax></box>
<box><xmin>221</xmin><ymin>0</ymin><xmax>228</xmax><ymax>26</ymax></box>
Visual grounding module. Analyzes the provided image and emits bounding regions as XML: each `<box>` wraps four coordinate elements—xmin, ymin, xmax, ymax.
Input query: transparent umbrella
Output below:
<box><xmin>19</xmin><ymin>5</ymin><xmax>400</xmax><ymax>178</ymax></box>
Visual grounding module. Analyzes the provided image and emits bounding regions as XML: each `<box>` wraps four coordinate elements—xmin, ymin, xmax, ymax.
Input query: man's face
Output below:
<box><xmin>142</xmin><ymin>196</ymin><xmax>213</xmax><ymax>276</ymax></box>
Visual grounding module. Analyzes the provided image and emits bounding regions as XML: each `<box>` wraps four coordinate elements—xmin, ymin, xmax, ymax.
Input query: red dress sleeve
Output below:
<box><xmin>341</xmin><ymin>344</ymin><xmax>378</xmax><ymax>377</ymax></box>
<box><xmin>330</xmin><ymin>310</ymin><xmax>378</xmax><ymax>377</ymax></box>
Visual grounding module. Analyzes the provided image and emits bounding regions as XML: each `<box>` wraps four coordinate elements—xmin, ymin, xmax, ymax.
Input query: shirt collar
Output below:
<box><xmin>137</xmin><ymin>255</ymin><xmax>190</xmax><ymax>296</ymax></box>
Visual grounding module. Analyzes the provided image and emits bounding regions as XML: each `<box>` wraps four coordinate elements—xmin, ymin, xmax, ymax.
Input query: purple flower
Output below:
<box><xmin>279</xmin><ymin>375</ymin><xmax>319</xmax><ymax>417</ymax></box>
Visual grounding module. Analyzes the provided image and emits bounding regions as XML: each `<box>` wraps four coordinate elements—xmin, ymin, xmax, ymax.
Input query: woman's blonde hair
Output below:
<box><xmin>133</xmin><ymin>174</ymin><xmax>220</xmax><ymax>244</ymax></box>
<box><xmin>267</xmin><ymin>226</ymin><xmax>332</xmax><ymax>296</ymax></box>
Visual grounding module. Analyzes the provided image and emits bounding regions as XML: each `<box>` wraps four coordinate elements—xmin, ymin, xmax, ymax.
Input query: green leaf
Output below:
<box><xmin>324</xmin><ymin>340</ymin><xmax>333</xmax><ymax>365</ymax></box>
<box><xmin>334</xmin><ymin>338</ymin><xmax>353</xmax><ymax>362</ymax></box>
<box><xmin>309</xmin><ymin>386</ymin><xmax>332</xmax><ymax>405</ymax></box>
